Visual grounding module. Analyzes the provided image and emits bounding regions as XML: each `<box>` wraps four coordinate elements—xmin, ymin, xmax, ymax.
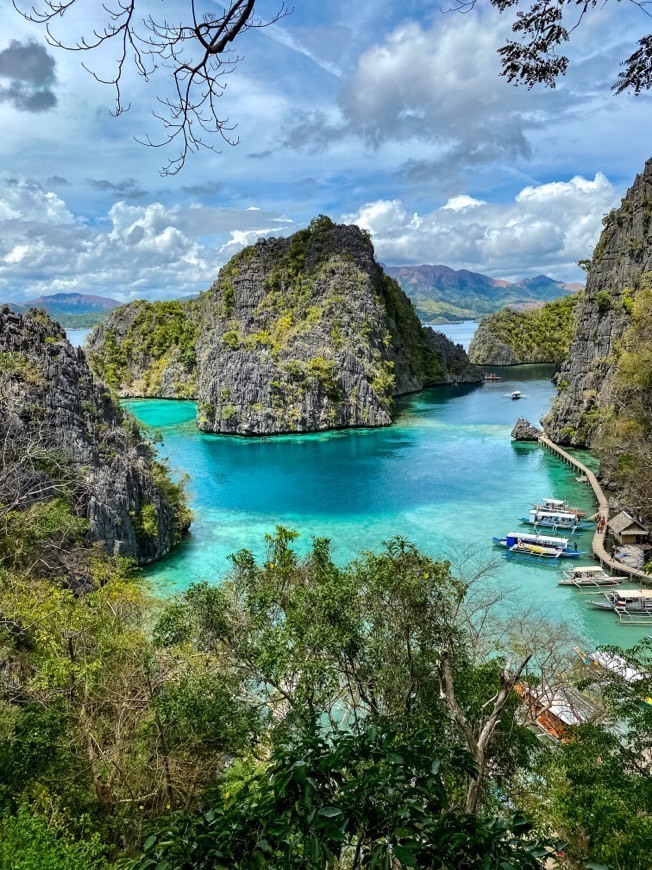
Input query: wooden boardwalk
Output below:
<box><xmin>538</xmin><ymin>435</ymin><xmax>651</xmax><ymax>585</ymax></box>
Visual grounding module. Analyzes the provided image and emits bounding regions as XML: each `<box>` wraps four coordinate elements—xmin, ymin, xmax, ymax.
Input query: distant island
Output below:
<box><xmin>6</xmin><ymin>292</ymin><xmax>121</xmax><ymax>329</ymax></box>
<box><xmin>468</xmin><ymin>294</ymin><xmax>581</xmax><ymax>365</ymax></box>
<box><xmin>87</xmin><ymin>216</ymin><xmax>481</xmax><ymax>435</ymax></box>
<box><xmin>385</xmin><ymin>264</ymin><xmax>582</xmax><ymax>323</ymax></box>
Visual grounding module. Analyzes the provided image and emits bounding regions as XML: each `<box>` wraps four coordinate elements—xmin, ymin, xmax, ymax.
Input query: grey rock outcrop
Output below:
<box><xmin>86</xmin><ymin>218</ymin><xmax>481</xmax><ymax>436</ymax></box>
<box><xmin>545</xmin><ymin>159</ymin><xmax>652</xmax><ymax>445</ymax></box>
<box><xmin>0</xmin><ymin>307</ymin><xmax>189</xmax><ymax>564</ymax></box>
<box><xmin>511</xmin><ymin>418</ymin><xmax>542</xmax><ymax>441</ymax></box>
<box><xmin>469</xmin><ymin>323</ymin><xmax>517</xmax><ymax>366</ymax></box>
<box><xmin>196</xmin><ymin>218</ymin><xmax>481</xmax><ymax>435</ymax></box>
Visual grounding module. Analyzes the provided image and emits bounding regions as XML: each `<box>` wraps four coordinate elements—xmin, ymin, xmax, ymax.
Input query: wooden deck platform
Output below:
<box><xmin>538</xmin><ymin>436</ymin><xmax>651</xmax><ymax>585</ymax></box>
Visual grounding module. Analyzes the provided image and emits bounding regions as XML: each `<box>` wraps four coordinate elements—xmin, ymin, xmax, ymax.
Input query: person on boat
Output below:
<box><xmin>574</xmin><ymin>542</ymin><xmax>578</xmax><ymax>551</ymax></box>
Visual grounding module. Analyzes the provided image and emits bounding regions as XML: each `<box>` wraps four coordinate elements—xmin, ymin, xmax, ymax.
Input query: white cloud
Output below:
<box><xmin>442</xmin><ymin>195</ymin><xmax>486</xmax><ymax>211</ymax></box>
<box><xmin>0</xmin><ymin>177</ymin><xmax>294</xmax><ymax>303</ymax></box>
<box><xmin>344</xmin><ymin>173</ymin><xmax>618</xmax><ymax>278</ymax></box>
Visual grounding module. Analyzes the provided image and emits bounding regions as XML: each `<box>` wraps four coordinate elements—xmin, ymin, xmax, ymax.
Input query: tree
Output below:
<box><xmin>455</xmin><ymin>0</ymin><xmax>652</xmax><ymax>94</ymax></box>
<box><xmin>14</xmin><ymin>0</ymin><xmax>289</xmax><ymax>174</ymax></box>
<box><xmin>14</xmin><ymin>0</ymin><xmax>652</xmax><ymax>173</ymax></box>
<box><xmin>131</xmin><ymin>722</ymin><xmax>551</xmax><ymax>869</ymax></box>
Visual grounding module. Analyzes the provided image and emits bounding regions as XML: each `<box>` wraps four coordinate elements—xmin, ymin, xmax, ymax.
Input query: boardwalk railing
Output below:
<box><xmin>538</xmin><ymin>435</ymin><xmax>651</xmax><ymax>585</ymax></box>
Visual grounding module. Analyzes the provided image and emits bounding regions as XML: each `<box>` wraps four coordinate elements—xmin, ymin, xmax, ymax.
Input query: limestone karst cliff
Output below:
<box><xmin>468</xmin><ymin>295</ymin><xmax>581</xmax><ymax>366</ymax></box>
<box><xmin>88</xmin><ymin>217</ymin><xmax>481</xmax><ymax>435</ymax></box>
<box><xmin>545</xmin><ymin>159</ymin><xmax>652</xmax><ymax>447</ymax></box>
<box><xmin>87</xmin><ymin>299</ymin><xmax>199</xmax><ymax>398</ymax></box>
<box><xmin>0</xmin><ymin>307</ymin><xmax>190</xmax><ymax>564</ymax></box>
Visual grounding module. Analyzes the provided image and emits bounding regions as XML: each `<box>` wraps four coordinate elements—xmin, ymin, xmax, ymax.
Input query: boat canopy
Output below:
<box><xmin>571</xmin><ymin>566</ymin><xmax>610</xmax><ymax>576</ymax></box>
<box><xmin>506</xmin><ymin>532</ymin><xmax>569</xmax><ymax>547</ymax></box>
<box><xmin>530</xmin><ymin>509</ymin><xmax>579</xmax><ymax>521</ymax></box>
<box><xmin>533</xmin><ymin>685</ymin><xmax>600</xmax><ymax>726</ymax></box>
<box><xmin>589</xmin><ymin>651</ymin><xmax>646</xmax><ymax>683</ymax></box>
<box><xmin>543</xmin><ymin>498</ymin><xmax>566</xmax><ymax>507</ymax></box>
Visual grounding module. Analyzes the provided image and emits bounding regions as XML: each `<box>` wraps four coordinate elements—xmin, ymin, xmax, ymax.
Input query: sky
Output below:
<box><xmin>0</xmin><ymin>0</ymin><xmax>651</xmax><ymax>304</ymax></box>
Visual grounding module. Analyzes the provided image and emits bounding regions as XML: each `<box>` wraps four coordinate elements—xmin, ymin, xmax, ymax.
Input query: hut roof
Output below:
<box><xmin>608</xmin><ymin>511</ymin><xmax>649</xmax><ymax>536</ymax></box>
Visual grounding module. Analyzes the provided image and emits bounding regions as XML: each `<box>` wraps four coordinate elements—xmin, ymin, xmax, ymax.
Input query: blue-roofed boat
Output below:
<box><xmin>493</xmin><ymin>532</ymin><xmax>586</xmax><ymax>560</ymax></box>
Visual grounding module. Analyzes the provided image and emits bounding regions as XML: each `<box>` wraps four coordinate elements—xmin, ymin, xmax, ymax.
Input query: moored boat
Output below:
<box><xmin>558</xmin><ymin>565</ymin><xmax>626</xmax><ymax>587</ymax></box>
<box><xmin>493</xmin><ymin>532</ymin><xmax>585</xmax><ymax>559</ymax></box>
<box><xmin>484</xmin><ymin>372</ymin><xmax>501</xmax><ymax>381</ymax></box>
<box><xmin>515</xmin><ymin>682</ymin><xmax>602</xmax><ymax>741</ymax></box>
<box><xmin>532</xmin><ymin>497</ymin><xmax>587</xmax><ymax>518</ymax></box>
<box><xmin>588</xmin><ymin>589</ymin><xmax>652</xmax><ymax>623</ymax></box>
<box><xmin>520</xmin><ymin>508</ymin><xmax>593</xmax><ymax>532</ymax></box>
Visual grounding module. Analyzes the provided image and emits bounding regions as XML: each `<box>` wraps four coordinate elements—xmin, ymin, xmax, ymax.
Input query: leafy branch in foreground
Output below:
<box><xmin>451</xmin><ymin>0</ymin><xmax>652</xmax><ymax>94</ymax></box>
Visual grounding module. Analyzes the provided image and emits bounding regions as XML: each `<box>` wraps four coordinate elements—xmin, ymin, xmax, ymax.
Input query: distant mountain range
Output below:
<box><xmin>3</xmin><ymin>268</ymin><xmax>583</xmax><ymax>332</ymax></box>
<box><xmin>385</xmin><ymin>264</ymin><xmax>583</xmax><ymax>323</ymax></box>
<box><xmin>7</xmin><ymin>293</ymin><xmax>121</xmax><ymax>328</ymax></box>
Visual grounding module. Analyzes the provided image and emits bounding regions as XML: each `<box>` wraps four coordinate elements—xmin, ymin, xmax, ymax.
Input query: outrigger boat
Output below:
<box><xmin>484</xmin><ymin>372</ymin><xmax>501</xmax><ymax>381</ymax></box>
<box><xmin>574</xmin><ymin>647</ymin><xmax>648</xmax><ymax>684</ymax></box>
<box><xmin>505</xmin><ymin>390</ymin><xmax>529</xmax><ymax>400</ymax></box>
<box><xmin>519</xmin><ymin>508</ymin><xmax>593</xmax><ymax>532</ymax></box>
<box><xmin>532</xmin><ymin>497</ymin><xmax>588</xmax><ymax>519</ymax></box>
<box><xmin>493</xmin><ymin>532</ymin><xmax>585</xmax><ymax>559</ymax></box>
<box><xmin>558</xmin><ymin>565</ymin><xmax>626</xmax><ymax>587</ymax></box>
<box><xmin>588</xmin><ymin>589</ymin><xmax>652</xmax><ymax>624</ymax></box>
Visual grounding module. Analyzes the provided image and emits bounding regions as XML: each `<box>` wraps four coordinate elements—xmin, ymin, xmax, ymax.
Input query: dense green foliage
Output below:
<box><xmin>88</xmin><ymin>299</ymin><xmax>199</xmax><ymax>397</ymax></box>
<box><xmin>594</xmin><ymin>275</ymin><xmax>652</xmax><ymax>524</ymax></box>
<box><xmin>469</xmin><ymin>294</ymin><xmax>581</xmax><ymax>365</ymax></box>
<box><xmin>1</xmin><ymin>496</ymin><xmax>651</xmax><ymax>866</ymax></box>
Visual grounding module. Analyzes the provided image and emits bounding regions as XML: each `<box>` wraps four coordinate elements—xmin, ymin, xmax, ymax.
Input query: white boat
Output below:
<box><xmin>504</xmin><ymin>390</ymin><xmax>529</xmax><ymax>400</ymax></box>
<box><xmin>558</xmin><ymin>566</ymin><xmax>626</xmax><ymax>587</ymax></box>
<box><xmin>589</xmin><ymin>589</ymin><xmax>652</xmax><ymax>623</ymax></box>
<box><xmin>515</xmin><ymin>682</ymin><xmax>602</xmax><ymax>741</ymax></box>
<box><xmin>532</xmin><ymin>497</ymin><xmax>587</xmax><ymax>518</ymax></box>
<box><xmin>574</xmin><ymin>647</ymin><xmax>647</xmax><ymax>683</ymax></box>
<box><xmin>520</xmin><ymin>508</ymin><xmax>592</xmax><ymax>531</ymax></box>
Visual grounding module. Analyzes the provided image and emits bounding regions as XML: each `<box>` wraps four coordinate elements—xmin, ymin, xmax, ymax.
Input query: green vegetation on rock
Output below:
<box><xmin>469</xmin><ymin>294</ymin><xmax>581</xmax><ymax>366</ymax></box>
<box><xmin>87</xmin><ymin>299</ymin><xmax>199</xmax><ymax>398</ymax></box>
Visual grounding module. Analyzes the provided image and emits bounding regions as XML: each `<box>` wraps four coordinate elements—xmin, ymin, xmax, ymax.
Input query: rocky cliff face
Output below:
<box><xmin>468</xmin><ymin>295</ymin><xmax>580</xmax><ymax>366</ymax></box>
<box><xmin>87</xmin><ymin>217</ymin><xmax>480</xmax><ymax>436</ymax></box>
<box><xmin>0</xmin><ymin>308</ymin><xmax>190</xmax><ymax>564</ymax></box>
<box><xmin>545</xmin><ymin>160</ymin><xmax>652</xmax><ymax>446</ymax></box>
<box><xmin>195</xmin><ymin>217</ymin><xmax>480</xmax><ymax>435</ymax></box>
<box><xmin>87</xmin><ymin>299</ymin><xmax>198</xmax><ymax>398</ymax></box>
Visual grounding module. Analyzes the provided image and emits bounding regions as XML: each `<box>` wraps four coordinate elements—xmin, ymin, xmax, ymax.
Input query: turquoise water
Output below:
<box><xmin>126</xmin><ymin>367</ymin><xmax>648</xmax><ymax>648</ymax></box>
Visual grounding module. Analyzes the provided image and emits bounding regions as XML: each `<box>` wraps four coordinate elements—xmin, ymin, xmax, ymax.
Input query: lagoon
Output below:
<box><xmin>126</xmin><ymin>366</ymin><xmax>646</xmax><ymax>648</ymax></box>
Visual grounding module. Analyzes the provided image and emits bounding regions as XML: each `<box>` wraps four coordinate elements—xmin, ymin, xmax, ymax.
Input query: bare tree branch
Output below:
<box><xmin>14</xmin><ymin>0</ymin><xmax>291</xmax><ymax>174</ymax></box>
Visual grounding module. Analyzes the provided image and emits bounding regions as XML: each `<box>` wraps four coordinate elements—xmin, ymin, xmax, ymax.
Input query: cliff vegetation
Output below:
<box><xmin>0</xmin><ymin>307</ymin><xmax>190</xmax><ymax>565</ymax></box>
<box><xmin>468</xmin><ymin>294</ymin><xmax>581</xmax><ymax>365</ymax></box>
<box><xmin>544</xmin><ymin>159</ymin><xmax>652</xmax><ymax>524</ymax></box>
<box><xmin>87</xmin><ymin>299</ymin><xmax>199</xmax><ymax>398</ymax></box>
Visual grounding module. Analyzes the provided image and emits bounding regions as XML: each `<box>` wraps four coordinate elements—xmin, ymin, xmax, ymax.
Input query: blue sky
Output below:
<box><xmin>0</xmin><ymin>0</ymin><xmax>651</xmax><ymax>303</ymax></box>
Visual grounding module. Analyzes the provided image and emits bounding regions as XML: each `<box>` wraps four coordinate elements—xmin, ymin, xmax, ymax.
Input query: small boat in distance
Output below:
<box><xmin>505</xmin><ymin>390</ymin><xmax>529</xmax><ymax>400</ymax></box>
<box><xmin>558</xmin><ymin>565</ymin><xmax>626</xmax><ymax>587</ymax></box>
<box><xmin>484</xmin><ymin>372</ymin><xmax>501</xmax><ymax>381</ymax></box>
